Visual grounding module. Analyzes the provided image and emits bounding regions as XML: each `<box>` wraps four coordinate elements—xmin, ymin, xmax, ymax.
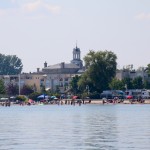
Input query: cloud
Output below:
<box><xmin>22</xmin><ymin>0</ymin><xmax>61</xmax><ymax>14</ymax></box>
<box><xmin>135</xmin><ymin>12</ymin><xmax>150</xmax><ymax>20</ymax></box>
<box><xmin>0</xmin><ymin>0</ymin><xmax>61</xmax><ymax>17</ymax></box>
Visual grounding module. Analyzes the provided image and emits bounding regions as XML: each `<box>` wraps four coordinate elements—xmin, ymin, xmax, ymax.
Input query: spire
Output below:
<box><xmin>76</xmin><ymin>40</ymin><xmax>78</xmax><ymax>48</ymax></box>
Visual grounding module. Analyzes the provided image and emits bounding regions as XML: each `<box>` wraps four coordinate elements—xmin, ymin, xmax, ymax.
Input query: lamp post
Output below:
<box><xmin>42</xmin><ymin>74</ymin><xmax>47</xmax><ymax>91</ymax></box>
<box><xmin>18</xmin><ymin>74</ymin><xmax>21</xmax><ymax>95</ymax></box>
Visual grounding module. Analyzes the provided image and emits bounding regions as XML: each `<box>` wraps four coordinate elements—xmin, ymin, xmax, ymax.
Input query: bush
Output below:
<box><xmin>16</xmin><ymin>95</ymin><xmax>28</xmax><ymax>102</ymax></box>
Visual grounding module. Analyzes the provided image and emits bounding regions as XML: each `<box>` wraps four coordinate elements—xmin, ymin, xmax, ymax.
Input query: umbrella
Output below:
<box><xmin>72</xmin><ymin>96</ymin><xmax>78</xmax><ymax>99</ymax></box>
<box><xmin>126</xmin><ymin>95</ymin><xmax>133</xmax><ymax>99</ymax></box>
<box><xmin>51</xmin><ymin>96</ymin><xmax>56</xmax><ymax>99</ymax></box>
<box><xmin>37</xmin><ymin>94</ymin><xmax>48</xmax><ymax>99</ymax></box>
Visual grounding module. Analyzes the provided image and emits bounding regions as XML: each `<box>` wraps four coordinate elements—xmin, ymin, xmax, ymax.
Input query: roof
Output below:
<box><xmin>44</xmin><ymin>63</ymin><xmax>80</xmax><ymax>70</ymax></box>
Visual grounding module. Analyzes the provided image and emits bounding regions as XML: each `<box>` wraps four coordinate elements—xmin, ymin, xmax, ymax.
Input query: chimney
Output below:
<box><xmin>61</xmin><ymin>62</ymin><xmax>65</xmax><ymax>68</ymax></box>
<box><xmin>44</xmin><ymin>61</ymin><xmax>47</xmax><ymax>68</ymax></box>
<box><xmin>37</xmin><ymin>68</ymin><xmax>40</xmax><ymax>73</ymax></box>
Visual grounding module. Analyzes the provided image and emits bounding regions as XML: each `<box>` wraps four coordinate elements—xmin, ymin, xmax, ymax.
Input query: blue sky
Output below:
<box><xmin>0</xmin><ymin>0</ymin><xmax>150</xmax><ymax>72</ymax></box>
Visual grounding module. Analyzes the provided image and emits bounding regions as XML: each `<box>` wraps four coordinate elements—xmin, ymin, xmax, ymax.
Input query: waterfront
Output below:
<box><xmin>0</xmin><ymin>104</ymin><xmax>150</xmax><ymax>150</ymax></box>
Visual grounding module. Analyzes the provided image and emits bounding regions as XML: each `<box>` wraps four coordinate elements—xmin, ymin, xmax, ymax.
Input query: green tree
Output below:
<box><xmin>146</xmin><ymin>64</ymin><xmax>150</xmax><ymax>77</ymax></box>
<box><xmin>16</xmin><ymin>95</ymin><xmax>27</xmax><ymax>102</ymax></box>
<box><xmin>6</xmin><ymin>83</ymin><xmax>18</xmax><ymax>96</ymax></box>
<box><xmin>0</xmin><ymin>79</ymin><xmax>6</xmax><ymax>95</ymax></box>
<box><xmin>29</xmin><ymin>92</ymin><xmax>41</xmax><ymax>101</ymax></box>
<box><xmin>70</xmin><ymin>75</ymin><xmax>81</xmax><ymax>95</ymax></box>
<box><xmin>79</xmin><ymin>50</ymin><xmax>117</xmax><ymax>93</ymax></box>
<box><xmin>132</xmin><ymin>76</ymin><xmax>143</xmax><ymax>89</ymax></box>
<box><xmin>122</xmin><ymin>77</ymin><xmax>133</xmax><ymax>90</ymax></box>
<box><xmin>20</xmin><ymin>85</ymin><xmax>34</xmax><ymax>96</ymax></box>
<box><xmin>143</xmin><ymin>80</ymin><xmax>150</xmax><ymax>89</ymax></box>
<box><xmin>109</xmin><ymin>78</ymin><xmax>125</xmax><ymax>90</ymax></box>
<box><xmin>0</xmin><ymin>54</ymin><xmax>23</xmax><ymax>75</ymax></box>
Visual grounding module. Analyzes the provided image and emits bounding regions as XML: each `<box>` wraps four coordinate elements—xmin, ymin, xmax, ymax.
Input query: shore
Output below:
<box><xmin>80</xmin><ymin>99</ymin><xmax>150</xmax><ymax>104</ymax></box>
<box><xmin>1</xmin><ymin>99</ymin><xmax>150</xmax><ymax>107</ymax></box>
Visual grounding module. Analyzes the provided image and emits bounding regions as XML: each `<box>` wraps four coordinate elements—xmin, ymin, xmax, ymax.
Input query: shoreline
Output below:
<box><xmin>1</xmin><ymin>99</ymin><xmax>150</xmax><ymax>107</ymax></box>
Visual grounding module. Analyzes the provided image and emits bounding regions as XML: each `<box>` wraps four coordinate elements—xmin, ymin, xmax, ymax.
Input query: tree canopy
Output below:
<box><xmin>78</xmin><ymin>50</ymin><xmax>117</xmax><ymax>93</ymax></box>
<box><xmin>0</xmin><ymin>54</ymin><xmax>23</xmax><ymax>75</ymax></box>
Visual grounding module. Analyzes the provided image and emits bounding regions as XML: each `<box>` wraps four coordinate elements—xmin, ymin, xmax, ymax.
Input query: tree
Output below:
<box><xmin>29</xmin><ymin>92</ymin><xmax>41</xmax><ymax>101</ymax></box>
<box><xmin>0</xmin><ymin>79</ymin><xmax>6</xmax><ymax>95</ymax></box>
<box><xmin>146</xmin><ymin>64</ymin><xmax>150</xmax><ymax>77</ymax></box>
<box><xmin>70</xmin><ymin>75</ymin><xmax>81</xmax><ymax>95</ymax></box>
<box><xmin>109</xmin><ymin>78</ymin><xmax>125</xmax><ymax>90</ymax></box>
<box><xmin>20</xmin><ymin>84</ymin><xmax>34</xmax><ymax>96</ymax></box>
<box><xmin>132</xmin><ymin>76</ymin><xmax>143</xmax><ymax>89</ymax></box>
<box><xmin>79</xmin><ymin>50</ymin><xmax>117</xmax><ymax>93</ymax></box>
<box><xmin>6</xmin><ymin>83</ymin><xmax>18</xmax><ymax>96</ymax></box>
<box><xmin>143</xmin><ymin>80</ymin><xmax>150</xmax><ymax>89</ymax></box>
<box><xmin>0</xmin><ymin>54</ymin><xmax>23</xmax><ymax>75</ymax></box>
<box><xmin>122</xmin><ymin>77</ymin><xmax>133</xmax><ymax>90</ymax></box>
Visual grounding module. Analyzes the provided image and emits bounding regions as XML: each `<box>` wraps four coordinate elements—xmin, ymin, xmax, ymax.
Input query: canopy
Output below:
<box><xmin>126</xmin><ymin>95</ymin><xmax>133</xmax><ymax>99</ymax></box>
<box><xmin>51</xmin><ymin>96</ymin><xmax>56</xmax><ymax>99</ymax></box>
<box><xmin>37</xmin><ymin>94</ymin><xmax>49</xmax><ymax>99</ymax></box>
<box><xmin>0</xmin><ymin>97</ymin><xmax>9</xmax><ymax>101</ymax></box>
<box><xmin>72</xmin><ymin>96</ymin><xmax>78</xmax><ymax>99</ymax></box>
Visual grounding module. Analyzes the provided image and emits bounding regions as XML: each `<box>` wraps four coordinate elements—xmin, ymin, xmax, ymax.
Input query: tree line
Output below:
<box><xmin>70</xmin><ymin>50</ymin><xmax>150</xmax><ymax>98</ymax></box>
<box><xmin>0</xmin><ymin>51</ymin><xmax>150</xmax><ymax>99</ymax></box>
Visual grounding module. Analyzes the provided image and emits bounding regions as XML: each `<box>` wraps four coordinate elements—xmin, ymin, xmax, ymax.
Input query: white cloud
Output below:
<box><xmin>135</xmin><ymin>12</ymin><xmax>150</xmax><ymax>20</ymax></box>
<box><xmin>44</xmin><ymin>4</ymin><xmax>61</xmax><ymax>14</ymax></box>
<box><xmin>0</xmin><ymin>0</ymin><xmax>61</xmax><ymax>17</ymax></box>
<box><xmin>22</xmin><ymin>0</ymin><xmax>41</xmax><ymax>12</ymax></box>
<box><xmin>22</xmin><ymin>0</ymin><xmax>61</xmax><ymax>14</ymax></box>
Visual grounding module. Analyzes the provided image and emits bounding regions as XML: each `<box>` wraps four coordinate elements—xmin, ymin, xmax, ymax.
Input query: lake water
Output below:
<box><xmin>0</xmin><ymin>104</ymin><xmax>150</xmax><ymax>150</ymax></box>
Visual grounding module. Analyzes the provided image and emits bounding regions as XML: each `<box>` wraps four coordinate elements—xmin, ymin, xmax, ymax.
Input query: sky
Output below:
<box><xmin>0</xmin><ymin>0</ymin><xmax>150</xmax><ymax>73</ymax></box>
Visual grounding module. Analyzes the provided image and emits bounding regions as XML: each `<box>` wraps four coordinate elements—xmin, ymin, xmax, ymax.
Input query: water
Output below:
<box><xmin>0</xmin><ymin>104</ymin><xmax>150</xmax><ymax>150</ymax></box>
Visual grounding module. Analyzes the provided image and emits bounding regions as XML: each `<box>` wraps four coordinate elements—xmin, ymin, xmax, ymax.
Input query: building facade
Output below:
<box><xmin>0</xmin><ymin>45</ymin><xmax>85</xmax><ymax>94</ymax></box>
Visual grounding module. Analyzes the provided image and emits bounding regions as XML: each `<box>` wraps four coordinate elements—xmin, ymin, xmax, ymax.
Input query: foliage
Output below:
<box><xmin>79</xmin><ymin>50</ymin><xmax>117</xmax><ymax>93</ymax></box>
<box><xmin>88</xmin><ymin>91</ymin><xmax>100</xmax><ymax>99</ymax></box>
<box><xmin>0</xmin><ymin>79</ymin><xmax>6</xmax><ymax>94</ymax></box>
<box><xmin>132</xmin><ymin>76</ymin><xmax>143</xmax><ymax>89</ymax></box>
<box><xmin>146</xmin><ymin>64</ymin><xmax>150</xmax><ymax>77</ymax></box>
<box><xmin>28</xmin><ymin>92</ymin><xmax>41</xmax><ymax>101</ymax></box>
<box><xmin>0</xmin><ymin>54</ymin><xmax>23</xmax><ymax>75</ymax></box>
<box><xmin>143</xmin><ymin>80</ymin><xmax>150</xmax><ymax>89</ymax></box>
<box><xmin>16</xmin><ymin>95</ymin><xmax>27</xmax><ymax>102</ymax></box>
<box><xmin>20</xmin><ymin>84</ymin><xmax>34</xmax><ymax>96</ymax></box>
<box><xmin>109</xmin><ymin>78</ymin><xmax>125</xmax><ymax>90</ymax></box>
<box><xmin>70</xmin><ymin>75</ymin><xmax>81</xmax><ymax>95</ymax></box>
<box><xmin>122</xmin><ymin>77</ymin><xmax>133</xmax><ymax>90</ymax></box>
<box><xmin>6</xmin><ymin>83</ymin><xmax>18</xmax><ymax>96</ymax></box>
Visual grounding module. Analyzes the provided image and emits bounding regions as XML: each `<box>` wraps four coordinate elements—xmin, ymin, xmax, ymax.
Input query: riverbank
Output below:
<box><xmin>82</xmin><ymin>99</ymin><xmax>150</xmax><ymax>104</ymax></box>
<box><xmin>1</xmin><ymin>99</ymin><xmax>150</xmax><ymax>107</ymax></box>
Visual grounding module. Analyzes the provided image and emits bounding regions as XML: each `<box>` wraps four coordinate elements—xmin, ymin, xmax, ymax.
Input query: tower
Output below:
<box><xmin>71</xmin><ymin>44</ymin><xmax>83</xmax><ymax>69</ymax></box>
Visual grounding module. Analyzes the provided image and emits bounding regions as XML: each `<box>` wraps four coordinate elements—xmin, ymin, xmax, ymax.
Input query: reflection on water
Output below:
<box><xmin>0</xmin><ymin>104</ymin><xmax>150</xmax><ymax>150</ymax></box>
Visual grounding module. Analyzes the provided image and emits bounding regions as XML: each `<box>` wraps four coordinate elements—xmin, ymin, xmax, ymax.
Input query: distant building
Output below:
<box><xmin>116</xmin><ymin>66</ymin><xmax>149</xmax><ymax>82</ymax></box>
<box><xmin>0</xmin><ymin>45</ymin><xmax>85</xmax><ymax>94</ymax></box>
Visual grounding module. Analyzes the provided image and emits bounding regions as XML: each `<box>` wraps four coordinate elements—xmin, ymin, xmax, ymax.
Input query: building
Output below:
<box><xmin>0</xmin><ymin>45</ymin><xmax>85</xmax><ymax>94</ymax></box>
<box><xmin>116</xmin><ymin>65</ymin><xmax>149</xmax><ymax>82</ymax></box>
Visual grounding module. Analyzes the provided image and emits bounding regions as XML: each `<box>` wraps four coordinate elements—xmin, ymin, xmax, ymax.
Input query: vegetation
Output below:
<box><xmin>6</xmin><ymin>83</ymin><xmax>18</xmax><ymax>96</ymax></box>
<box><xmin>16</xmin><ymin>95</ymin><xmax>27</xmax><ymax>102</ymax></box>
<box><xmin>28</xmin><ymin>92</ymin><xmax>41</xmax><ymax>101</ymax></box>
<box><xmin>0</xmin><ymin>54</ymin><xmax>23</xmax><ymax>75</ymax></box>
<box><xmin>20</xmin><ymin>85</ymin><xmax>34</xmax><ymax>96</ymax></box>
<box><xmin>0</xmin><ymin>79</ymin><xmax>6</xmax><ymax>95</ymax></box>
<box><xmin>78</xmin><ymin>50</ymin><xmax>117</xmax><ymax>93</ymax></box>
